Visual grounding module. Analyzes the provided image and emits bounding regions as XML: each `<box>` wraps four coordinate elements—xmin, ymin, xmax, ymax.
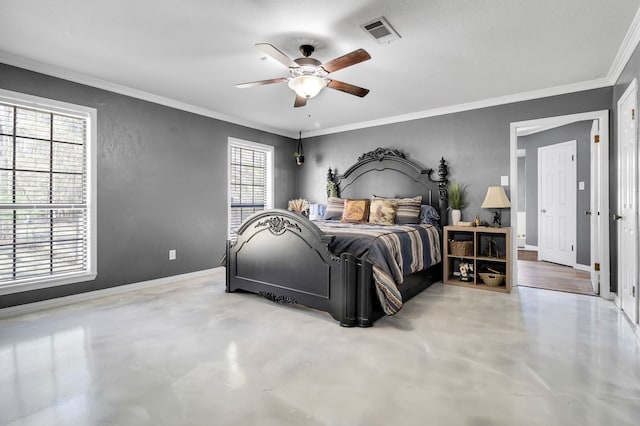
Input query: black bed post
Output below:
<box><xmin>437</xmin><ymin>157</ymin><xmax>449</xmax><ymax>226</ymax></box>
<box><xmin>427</xmin><ymin>157</ymin><xmax>449</xmax><ymax>226</ymax></box>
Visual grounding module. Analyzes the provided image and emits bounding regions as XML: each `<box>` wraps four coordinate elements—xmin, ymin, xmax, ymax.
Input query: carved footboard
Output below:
<box><xmin>226</xmin><ymin>209</ymin><xmax>363</xmax><ymax>327</ymax></box>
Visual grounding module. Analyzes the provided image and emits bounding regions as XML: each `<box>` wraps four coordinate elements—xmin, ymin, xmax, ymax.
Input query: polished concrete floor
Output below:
<box><xmin>2</xmin><ymin>269</ymin><xmax>640</xmax><ymax>425</ymax></box>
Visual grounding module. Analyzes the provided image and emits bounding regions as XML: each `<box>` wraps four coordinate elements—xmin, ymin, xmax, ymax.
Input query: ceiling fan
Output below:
<box><xmin>236</xmin><ymin>43</ymin><xmax>371</xmax><ymax>107</ymax></box>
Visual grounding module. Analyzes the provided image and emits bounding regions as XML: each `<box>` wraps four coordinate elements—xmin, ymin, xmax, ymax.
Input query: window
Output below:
<box><xmin>0</xmin><ymin>89</ymin><xmax>96</xmax><ymax>295</ymax></box>
<box><xmin>228</xmin><ymin>138</ymin><xmax>273</xmax><ymax>238</ymax></box>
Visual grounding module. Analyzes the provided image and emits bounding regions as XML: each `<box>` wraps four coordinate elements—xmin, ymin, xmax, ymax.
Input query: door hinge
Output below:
<box><xmin>571</xmin><ymin>244</ymin><xmax>574</xmax><ymax>252</ymax></box>
<box><xmin>633</xmin><ymin>286</ymin><xmax>636</xmax><ymax>297</ymax></box>
<box><xmin>633</xmin><ymin>109</ymin><xmax>636</xmax><ymax>120</ymax></box>
<box><xmin>571</xmin><ymin>154</ymin><xmax>575</xmax><ymax>161</ymax></box>
<box><xmin>594</xmin><ymin>262</ymin><xmax>600</xmax><ymax>271</ymax></box>
<box><xmin>594</xmin><ymin>134</ymin><xmax>600</xmax><ymax>143</ymax></box>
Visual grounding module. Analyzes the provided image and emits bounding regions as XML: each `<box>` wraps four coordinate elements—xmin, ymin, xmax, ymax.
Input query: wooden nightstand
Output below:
<box><xmin>443</xmin><ymin>225</ymin><xmax>512</xmax><ymax>293</ymax></box>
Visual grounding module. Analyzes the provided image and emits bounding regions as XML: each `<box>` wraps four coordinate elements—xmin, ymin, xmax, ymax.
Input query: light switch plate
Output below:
<box><xmin>501</xmin><ymin>175</ymin><xmax>509</xmax><ymax>186</ymax></box>
<box><xmin>579</xmin><ymin>181</ymin><xmax>585</xmax><ymax>190</ymax></box>
<box><xmin>169</xmin><ymin>249</ymin><xmax>177</xmax><ymax>260</ymax></box>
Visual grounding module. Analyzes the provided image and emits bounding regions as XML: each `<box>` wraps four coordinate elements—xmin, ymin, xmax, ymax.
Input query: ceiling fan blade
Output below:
<box><xmin>327</xmin><ymin>80</ymin><xmax>370</xmax><ymax>97</ymax></box>
<box><xmin>256</xmin><ymin>43</ymin><xmax>298</xmax><ymax>68</ymax></box>
<box><xmin>294</xmin><ymin>95</ymin><xmax>308</xmax><ymax>108</ymax></box>
<box><xmin>322</xmin><ymin>49</ymin><xmax>371</xmax><ymax>73</ymax></box>
<box><xmin>235</xmin><ymin>78</ymin><xmax>288</xmax><ymax>89</ymax></box>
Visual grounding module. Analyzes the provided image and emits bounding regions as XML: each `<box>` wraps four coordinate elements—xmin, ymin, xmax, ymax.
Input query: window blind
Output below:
<box><xmin>0</xmin><ymin>102</ymin><xmax>89</xmax><ymax>285</ymax></box>
<box><xmin>229</xmin><ymin>144</ymin><xmax>268</xmax><ymax>236</ymax></box>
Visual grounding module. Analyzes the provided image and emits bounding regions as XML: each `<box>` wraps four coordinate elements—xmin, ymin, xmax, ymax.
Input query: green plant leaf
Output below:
<box><xmin>448</xmin><ymin>182</ymin><xmax>468</xmax><ymax>209</ymax></box>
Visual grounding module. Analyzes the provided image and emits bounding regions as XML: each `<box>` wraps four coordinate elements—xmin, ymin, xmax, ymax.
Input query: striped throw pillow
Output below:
<box><xmin>323</xmin><ymin>197</ymin><xmax>345</xmax><ymax>220</ymax></box>
<box><xmin>395</xmin><ymin>195</ymin><xmax>422</xmax><ymax>224</ymax></box>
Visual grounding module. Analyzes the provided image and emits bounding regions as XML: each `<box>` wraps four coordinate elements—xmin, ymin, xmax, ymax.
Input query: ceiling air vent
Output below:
<box><xmin>361</xmin><ymin>17</ymin><xmax>401</xmax><ymax>44</ymax></box>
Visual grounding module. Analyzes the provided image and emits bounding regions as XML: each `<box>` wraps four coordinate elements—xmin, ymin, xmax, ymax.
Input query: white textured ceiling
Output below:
<box><xmin>1</xmin><ymin>0</ymin><xmax>639</xmax><ymax>138</ymax></box>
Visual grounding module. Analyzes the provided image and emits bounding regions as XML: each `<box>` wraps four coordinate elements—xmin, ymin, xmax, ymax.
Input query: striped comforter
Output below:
<box><xmin>314</xmin><ymin>220</ymin><xmax>441</xmax><ymax>315</ymax></box>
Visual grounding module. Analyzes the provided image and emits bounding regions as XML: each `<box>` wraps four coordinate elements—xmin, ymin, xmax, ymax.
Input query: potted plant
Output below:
<box><xmin>448</xmin><ymin>182</ymin><xmax>468</xmax><ymax>225</ymax></box>
<box><xmin>294</xmin><ymin>131</ymin><xmax>304</xmax><ymax>166</ymax></box>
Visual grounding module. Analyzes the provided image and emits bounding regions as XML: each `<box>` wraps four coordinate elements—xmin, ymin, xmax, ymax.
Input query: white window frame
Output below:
<box><xmin>227</xmin><ymin>137</ymin><xmax>274</xmax><ymax>239</ymax></box>
<box><xmin>0</xmin><ymin>89</ymin><xmax>97</xmax><ymax>295</ymax></box>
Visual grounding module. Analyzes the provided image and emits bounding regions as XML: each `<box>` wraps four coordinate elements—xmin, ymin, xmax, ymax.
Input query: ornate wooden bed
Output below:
<box><xmin>225</xmin><ymin>148</ymin><xmax>449</xmax><ymax>327</ymax></box>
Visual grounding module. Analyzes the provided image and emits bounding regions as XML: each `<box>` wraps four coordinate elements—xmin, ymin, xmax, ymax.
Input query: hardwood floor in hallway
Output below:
<box><xmin>517</xmin><ymin>253</ymin><xmax>595</xmax><ymax>295</ymax></box>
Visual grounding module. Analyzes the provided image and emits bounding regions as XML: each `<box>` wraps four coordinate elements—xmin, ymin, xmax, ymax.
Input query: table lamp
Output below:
<box><xmin>481</xmin><ymin>186</ymin><xmax>511</xmax><ymax>227</ymax></box>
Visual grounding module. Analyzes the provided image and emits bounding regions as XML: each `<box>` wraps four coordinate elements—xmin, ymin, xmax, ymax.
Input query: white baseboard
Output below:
<box><xmin>611</xmin><ymin>293</ymin><xmax>640</xmax><ymax>342</ymax></box>
<box><xmin>0</xmin><ymin>267</ymin><xmax>224</xmax><ymax>319</ymax></box>
<box><xmin>524</xmin><ymin>245</ymin><xmax>538</xmax><ymax>251</ymax></box>
<box><xmin>574</xmin><ymin>264</ymin><xmax>590</xmax><ymax>272</ymax></box>
<box><xmin>613</xmin><ymin>292</ymin><xmax>621</xmax><ymax>309</ymax></box>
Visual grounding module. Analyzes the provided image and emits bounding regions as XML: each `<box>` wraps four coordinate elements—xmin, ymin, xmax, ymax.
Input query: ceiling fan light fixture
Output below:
<box><xmin>237</xmin><ymin>43</ymin><xmax>370</xmax><ymax>106</ymax></box>
<box><xmin>288</xmin><ymin>75</ymin><xmax>327</xmax><ymax>99</ymax></box>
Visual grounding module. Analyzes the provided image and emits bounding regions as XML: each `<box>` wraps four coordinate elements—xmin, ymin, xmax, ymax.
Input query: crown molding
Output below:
<box><xmin>607</xmin><ymin>5</ymin><xmax>640</xmax><ymax>83</ymax></box>
<box><xmin>0</xmin><ymin>52</ymin><xmax>297</xmax><ymax>139</ymax></box>
<box><xmin>304</xmin><ymin>78</ymin><xmax>612</xmax><ymax>138</ymax></box>
<box><xmin>516</xmin><ymin>120</ymin><xmax>574</xmax><ymax>137</ymax></box>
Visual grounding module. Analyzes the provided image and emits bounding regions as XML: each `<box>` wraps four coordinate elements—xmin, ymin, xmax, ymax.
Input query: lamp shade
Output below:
<box><xmin>481</xmin><ymin>186</ymin><xmax>511</xmax><ymax>208</ymax></box>
<box><xmin>288</xmin><ymin>75</ymin><xmax>326</xmax><ymax>99</ymax></box>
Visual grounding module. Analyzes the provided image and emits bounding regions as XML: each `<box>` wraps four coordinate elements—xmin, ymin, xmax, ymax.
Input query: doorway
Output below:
<box><xmin>509</xmin><ymin>110</ymin><xmax>610</xmax><ymax>300</ymax></box>
<box><xmin>517</xmin><ymin>130</ymin><xmax>588</xmax><ymax>295</ymax></box>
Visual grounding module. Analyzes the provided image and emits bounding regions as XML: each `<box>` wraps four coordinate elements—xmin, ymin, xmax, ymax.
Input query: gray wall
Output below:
<box><xmin>298</xmin><ymin>88</ymin><xmax>612</xmax><ymax>230</ymax></box>
<box><xmin>517</xmin><ymin>121</ymin><xmax>592</xmax><ymax>266</ymax></box>
<box><xmin>0</xmin><ymin>64</ymin><xmax>297</xmax><ymax>308</ymax></box>
<box><xmin>517</xmin><ymin>156</ymin><xmax>526</xmax><ymax>212</ymax></box>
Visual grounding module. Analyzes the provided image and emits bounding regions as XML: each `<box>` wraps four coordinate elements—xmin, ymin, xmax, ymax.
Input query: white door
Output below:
<box><xmin>538</xmin><ymin>140</ymin><xmax>577</xmax><ymax>267</ymax></box>
<box><xmin>616</xmin><ymin>78</ymin><xmax>638</xmax><ymax>325</ymax></box>
<box><xmin>590</xmin><ymin>120</ymin><xmax>600</xmax><ymax>293</ymax></box>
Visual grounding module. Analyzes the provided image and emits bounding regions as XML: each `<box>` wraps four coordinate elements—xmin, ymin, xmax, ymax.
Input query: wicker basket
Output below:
<box><xmin>479</xmin><ymin>272</ymin><xmax>505</xmax><ymax>286</ymax></box>
<box><xmin>449</xmin><ymin>240</ymin><xmax>473</xmax><ymax>257</ymax></box>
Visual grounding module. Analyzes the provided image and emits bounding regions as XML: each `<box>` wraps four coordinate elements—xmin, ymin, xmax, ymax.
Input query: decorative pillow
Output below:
<box><xmin>369</xmin><ymin>199</ymin><xmax>397</xmax><ymax>225</ymax></box>
<box><xmin>341</xmin><ymin>199</ymin><xmax>370</xmax><ymax>223</ymax></box>
<box><xmin>323</xmin><ymin>197</ymin><xmax>345</xmax><ymax>220</ymax></box>
<box><xmin>420</xmin><ymin>204</ymin><xmax>440</xmax><ymax>225</ymax></box>
<box><xmin>372</xmin><ymin>195</ymin><xmax>422</xmax><ymax>224</ymax></box>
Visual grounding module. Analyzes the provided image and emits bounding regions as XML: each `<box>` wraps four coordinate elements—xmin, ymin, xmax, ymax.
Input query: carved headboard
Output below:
<box><xmin>326</xmin><ymin>148</ymin><xmax>449</xmax><ymax>226</ymax></box>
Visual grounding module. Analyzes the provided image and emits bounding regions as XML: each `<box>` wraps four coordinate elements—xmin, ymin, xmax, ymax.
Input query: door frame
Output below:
<box><xmin>537</xmin><ymin>140</ymin><xmax>577</xmax><ymax>267</ymax></box>
<box><xmin>615</xmin><ymin>78</ymin><xmax>638</xmax><ymax>324</ymax></box>
<box><xmin>590</xmin><ymin>120</ymin><xmax>600</xmax><ymax>293</ymax></box>
<box><xmin>510</xmin><ymin>110</ymin><xmax>611</xmax><ymax>300</ymax></box>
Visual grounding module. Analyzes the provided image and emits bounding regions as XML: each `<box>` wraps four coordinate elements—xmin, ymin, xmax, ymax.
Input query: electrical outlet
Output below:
<box><xmin>169</xmin><ymin>249</ymin><xmax>177</xmax><ymax>261</ymax></box>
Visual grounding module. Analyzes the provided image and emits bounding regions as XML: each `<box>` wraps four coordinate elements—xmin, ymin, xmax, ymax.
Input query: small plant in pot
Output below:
<box><xmin>294</xmin><ymin>131</ymin><xmax>304</xmax><ymax>166</ymax></box>
<box><xmin>448</xmin><ymin>182</ymin><xmax>468</xmax><ymax>225</ymax></box>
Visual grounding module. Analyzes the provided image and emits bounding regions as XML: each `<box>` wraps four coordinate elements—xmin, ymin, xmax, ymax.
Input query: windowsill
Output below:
<box><xmin>0</xmin><ymin>272</ymin><xmax>97</xmax><ymax>296</ymax></box>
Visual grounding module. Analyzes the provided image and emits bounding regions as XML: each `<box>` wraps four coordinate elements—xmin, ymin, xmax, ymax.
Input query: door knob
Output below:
<box><xmin>540</xmin><ymin>209</ymin><xmax>547</xmax><ymax>213</ymax></box>
<box><xmin>613</xmin><ymin>214</ymin><xmax>623</xmax><ymax>221</ymax></box>
<box><xmin>585</xmin><ymin>211</ymin><xmax>592</xmax><ymax>216</ymax></box>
